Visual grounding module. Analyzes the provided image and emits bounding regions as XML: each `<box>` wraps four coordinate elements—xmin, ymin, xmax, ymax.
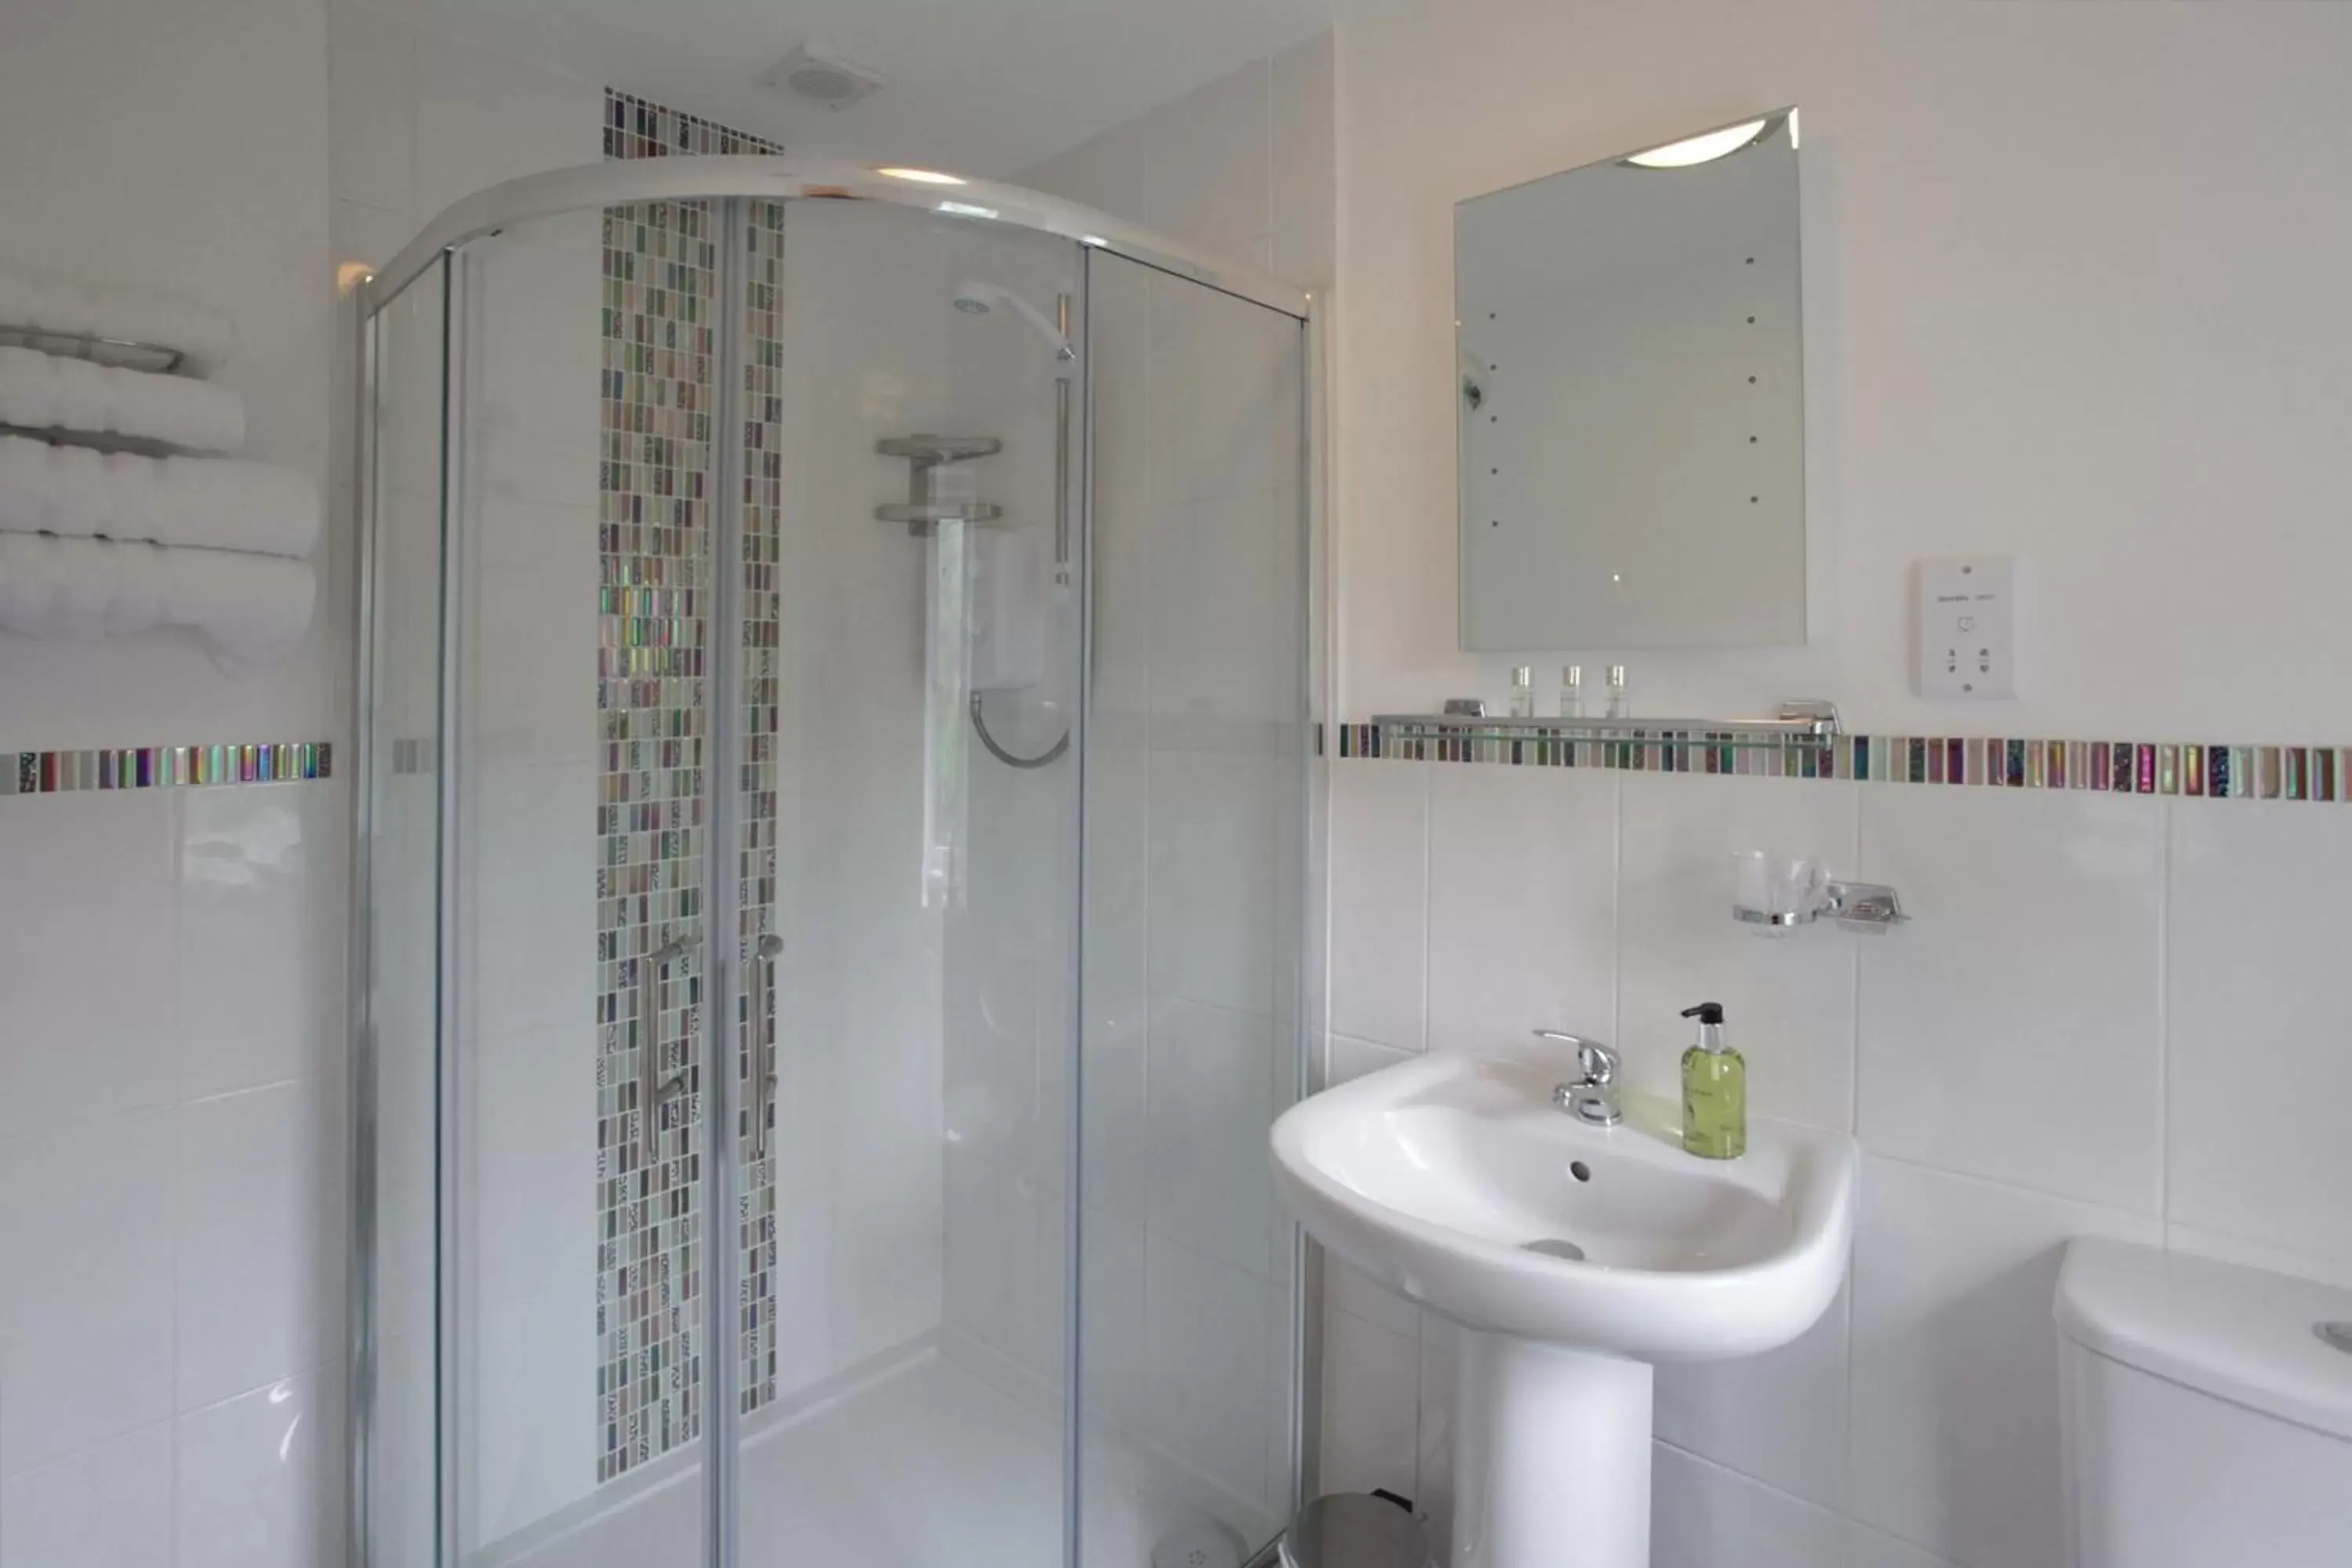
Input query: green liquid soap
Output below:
<box><xmin>1679</xmin><ymin>1000</ymin><xmax>1746</xmax><ymax>1160</ymax></box>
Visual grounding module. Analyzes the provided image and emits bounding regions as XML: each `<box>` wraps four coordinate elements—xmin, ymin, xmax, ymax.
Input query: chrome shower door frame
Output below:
<box><xmin>350</xmin><ymin>159</ymin><xmax>1323</xmax><ymax>1568</ymax></box>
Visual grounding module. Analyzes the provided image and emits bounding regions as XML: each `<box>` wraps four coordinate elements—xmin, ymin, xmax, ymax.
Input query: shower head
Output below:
<box><xmin>952</xmin><ymin>279</ymin><xmax>1075</xmax><ymax>361</ymax></box>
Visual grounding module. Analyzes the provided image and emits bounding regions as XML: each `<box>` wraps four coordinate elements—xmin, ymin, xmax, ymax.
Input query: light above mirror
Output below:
<box><xmin>1623</xmin><ymin>116</ymin><xmax>1773</xmax><ymax>169</ymax></box>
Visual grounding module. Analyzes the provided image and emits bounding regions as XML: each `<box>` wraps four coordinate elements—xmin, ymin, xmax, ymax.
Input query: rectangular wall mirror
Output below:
<box><xmin>1457</xmin><ymin>109</ymin><xmax>1806</xmax><ymax>652</ymax></box>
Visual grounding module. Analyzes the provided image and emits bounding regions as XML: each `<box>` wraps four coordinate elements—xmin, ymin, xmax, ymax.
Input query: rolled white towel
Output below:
<box><xmin>113</xmin><ymin>368</ymin><xmax>245</xmax><ymax>451</ymax></box>
<box><xmin>0</xmin><ymin>435</ymin><xmax>316</xmax><ymax>559</ymax></box>
<box><xmin>0</xmin><ymin>344</ymin><xmax>245</xmax><ymax>451</ymax></box>
<box><xmin>152</xmin><ymin>455</ymin><xmax>318</xmax><ymax>557</ymax></box>
<box><xmin>0</xmin><ymin>532</ymin><xmax>314</xmax><ymax>669</ymax></box>
<box><xmin>164</xmin><ymin>545</ymin><xmax>315</xmax><ymax>670</ymax></box>
<box><xmin>0</xmin><ymin>263</ymin><xmax>233</xmax><ymax>375</ymax></box>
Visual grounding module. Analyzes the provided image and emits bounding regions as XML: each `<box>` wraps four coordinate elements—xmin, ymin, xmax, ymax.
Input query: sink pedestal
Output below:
<box><xmin>1452</xmin><ymin>1331</ymin><xmax>1652</xmax><ymax>1568</ymax></box>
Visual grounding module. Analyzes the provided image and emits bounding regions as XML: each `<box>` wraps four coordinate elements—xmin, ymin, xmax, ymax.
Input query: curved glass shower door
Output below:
<box><xmin>729</xmin><ymin>195</ymin><xmax>1087</xmax><ymax>1568</ymax></box>
<box><xmin>355</xmin><ymin>165</ymin><xmax>1314</xmax><ymax>1568</ymax></box>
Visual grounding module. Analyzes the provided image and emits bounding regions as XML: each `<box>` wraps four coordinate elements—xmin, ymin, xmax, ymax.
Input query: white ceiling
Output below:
<box><xmin>385</xmin><ymin>0</ymin><xmax>1384</xmax><ymax>176</ymax></box>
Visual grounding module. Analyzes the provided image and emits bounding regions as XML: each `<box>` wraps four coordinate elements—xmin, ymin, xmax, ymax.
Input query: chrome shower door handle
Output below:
<box><xmin>750</xmin><ymin>935</ymin><xmax>782</xmax><ymax>1164</ymax></box>
<box><xmin>638</xmin><ymin>933</ymin><xmax>698</xmax><ymax>1168</ymax></box>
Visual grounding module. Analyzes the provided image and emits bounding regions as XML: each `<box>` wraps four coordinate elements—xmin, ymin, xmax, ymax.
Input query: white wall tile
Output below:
<box><xmin>1327</xmin><ymin>1033</ymin><xmax>1414</xmax><ymax>1089</ymax></box>
<box><xmin>1080</xmin><ymin>973</ymin><xmax>1150</xmax><ymax>1225</ymax></box>
<box><xmin>1329</xmin><ymin>760</ymin><xmax>1428</xmax><ymax>1054</ymax></box>
<box><xmin>1270</xmin><ymin>32</ymin><xmax>1337</xmax><ymax>289</ymax></box>
<box><xmin>1080</xmin><ymin>1205</ymin><xmax>1150</xmax><ymax>1436</ymax></box>
<box><xmin>1655</xmin><ymin>1283</ymin><xmax>1849</xmax><ymax>1512</ymax></box>
<box><xmin>0</xmin><ymin>793</ymin><xmax>179</xmax><ymax>1137</ymax></box>
<box><xmin>1317</xmin><ymin>1035</ymin><xmax>1428</xmax><ymax>1330</ymax></box>
<box><xmin>1842</xmin><ymin>1523</ymin><xmax>1959</xmax><ymax>1568</ymax></box>
<box><xmin>1083</xmin><ymin>741</ymin><xmax>1149</xmax><ymax>987</ymax></box>
<box><xmin>1319</xmin><ymin>1304</ymin><xmax>1419</xmax><ymax>1499</ymax></box>
<box><xmin>1146</xmin><ymin>998</ymin><xmax>1279</xmax><ymax>1279</ymax></box>
<box><xmin>1147</xmin><ymin>750</ymin><xmax>1279</xmax><ymax>1015</ymax></box>
<box><xmin>1857</xmin><ymin>787</ymin><xmax>2163</xmax><ymax>1214</ymax></box>
<box><xmin>1846</xmin><ymin>1155</ymin><xmax>2160</xmax><ymax>1568</ymax></box>
<box><xmin>471</xmin><ymin>1279</ymin><xmax>595</xmax><ymax>1542</ymax></box>
<box><xmin>1617</xmin><ymin>773</ymin><xmax>1857</xmax><ymax>1130</ymax></box>
<box><xmin>179</xmin><ymin>782</ymin><xmax>341</xmax><ymax>1100</ymax></box>
<box><xmin>1652</xmin><ymin>1443</ymin><xmax>1847</xmax><ymax>1568</ymax></box>
<box><xmin>1144</xmin><ymin>1234</ymin><xmax>1283</xmax><ymax>1509</ymax></box>
<box><xmin>331</xmin><ymin>196</ymin><xmax>413</xmax><ymax>274</ymax></box>
<box><xmin>1147</xmin><ymin>492</ymin><xmax>1301</xmax><ymax>739</ymax></box>
<box><xmin>1018</xmin><ymin>132</ymin><xmax>1125</xmax><ymax>221</ymax></box>
<box><xmin>412</xmin><ymin>24</ymin><xmax>601</xmax><ymax>225</ymax></box>
<box><xmin>1425</xmin><ymin>766</ymin><xmax>1617</xmax><ymax>1069</ymax></box>
<box><xmin>2164</xmin><ymin>1221</ymin><xmax>2352</xmax><ymax>1294</ymax></box>
<box><xmin>0</xmin><ymin>1422</ymin><xmax>173</xmax><ymax>1568</ymax></box>
<box><xmin>327</xmin><ymin>2</ymin><xmax>415</xmax><ymax>214</ymax></box>
<box><xmin>2167</xmin><ymin>800</ymin><xmax>2352</xmax><ymax>1266</ymax></box>
<box><xmin>175</xmin><ymin>1367</ymin><xmax>343</xmax><ymax>1568</ymax></box>
<box><xmin>175</xmin><ymin>1085</ymin><xmax>336</xmax><ymax>1412</ymax></box>
<box><xmin>0</xmin><ymin>1105</ymin><xmax>176</xmax><ymax>1474</ymax></box>
<box><xmin>462</xmin><ymin>760</ymin><xmax>595</xmax><ymax>1040</ymax></box>
<box><xmin>829</xmin><ymin>955</ymin><xmax>949</xmax><ymax>1374</ymax></box>
<box><xmin>1137</xmin><ymin>61</ymin><xmax>1273</xmax><ymax>263</ymax></box>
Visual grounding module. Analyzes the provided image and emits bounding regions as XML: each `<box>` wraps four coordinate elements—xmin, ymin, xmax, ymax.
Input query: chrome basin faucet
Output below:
<box><xmin>1535</xmin><ymin>1030</ymin><xmax>1622</xmax><ymax>1127</ymax></box>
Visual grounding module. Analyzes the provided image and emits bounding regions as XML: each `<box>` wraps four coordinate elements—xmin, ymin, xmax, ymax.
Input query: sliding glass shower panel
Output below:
<box><xmin>451</xmin><ymin>202</ymin><xmax>713</xmax><ymax>1564</ymax></box>
<box><xmin>1077</xmin><ymin>250</ymin><xmax>1311</xmax><ymax>1568</ymax></box>
<box><xmin>358</xmin><ymin>260</ymin><xmax>449</xmax><ymax>1568</ymax></box>
<box><xmin>734</xmin><ymin>194</ymin><xmax>1087</xmax><ymax>1568</ymax></box>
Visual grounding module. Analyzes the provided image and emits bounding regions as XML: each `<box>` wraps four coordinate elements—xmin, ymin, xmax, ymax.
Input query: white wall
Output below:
<box><xmin>0</xmin><ymin>4</ymin><xmax>608</xmax><ymax>1563</ymax></box>
<box><xmin>1313</xmin><ymin>3</ymin><xmax>2352</xmax><ymax>1566</ymax></box>
<box><xmin>1018</xmin><ymin>31</ymin><xmax>1337</xmax><ymax>293</ymax></box>
<box><xmin>1334</xmin><ymin>0</ymin><xmax>2352</xmax><ymax>742</ymax></box>
<box><xmin>0</xmin><ymin>0</ymin><xmax>343</xmax><ymax>1563</ymax></box>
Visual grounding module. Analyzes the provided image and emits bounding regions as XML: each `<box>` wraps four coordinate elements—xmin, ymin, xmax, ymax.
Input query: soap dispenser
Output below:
<box><xmin>1679</xmin><ymin>1002</ymin><xmax>1745</xmax><ymax>1160</ymax></box>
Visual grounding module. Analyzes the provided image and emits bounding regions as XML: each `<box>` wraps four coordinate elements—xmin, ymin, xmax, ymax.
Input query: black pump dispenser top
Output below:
<box><xmin>1681</xmin><ymin>1002</ymin><xmax>1726</xmax><ymax>1025</ymax></box>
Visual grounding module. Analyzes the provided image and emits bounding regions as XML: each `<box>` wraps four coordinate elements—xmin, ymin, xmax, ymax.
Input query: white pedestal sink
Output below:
<box><xmin>1270</xmin><ymin>1052</ymin><xmax>1855</xmax><ymax>1568</ymax></box>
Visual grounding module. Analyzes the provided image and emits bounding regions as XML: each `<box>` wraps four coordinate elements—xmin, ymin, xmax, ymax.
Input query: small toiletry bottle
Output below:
<box><xmin>1508</xmin><ymin>666</ymin><xmax>1535</xmax><ymax>718</ymax></box>
<box><xmin>1606</xmin><ymin>664</ymin><xmax>1630</xmax><ymax>720</ymax></box>
<box><xmin>1680</xmin><ymin>1002</ymin><xmax>1746</xmax><ymax>1160</ymax></box>
<box><xmin>1557</xmin><ymin>664</ymin><xmax>1583</xmax><ymax>718</ymax></box>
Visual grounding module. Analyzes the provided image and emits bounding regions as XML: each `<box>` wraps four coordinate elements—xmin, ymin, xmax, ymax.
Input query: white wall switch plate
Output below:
<box><xmin>1916</xmin><ymin>555</ymin><xmax>2017</xmax><ymax>700</ymax></box>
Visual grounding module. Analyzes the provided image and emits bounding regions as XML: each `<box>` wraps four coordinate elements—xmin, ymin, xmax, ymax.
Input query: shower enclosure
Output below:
<box><xmin>350</xmin><ymin>158</ymin><xmax>1320</xmax><ymax>1568</ymax></box>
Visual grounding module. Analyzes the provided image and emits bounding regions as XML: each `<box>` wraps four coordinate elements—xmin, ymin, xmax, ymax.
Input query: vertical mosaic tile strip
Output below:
<box><xmin>597</xmin><ymin>89</ymin><xmax>783</xmax><ymax>1485</ymax></box>
<box><xmin>1329</xmin><ymin>722</ymin><xmax>2352</xmax><ymax>802</ymax></box>
<box><xmin>0</xmin><ymin>742</ymin><xmax>330</xmax><ymax>795</ymax></box>
<box><xmin>735</xmin><ymin>195</ymin><xmax>785</xmax><ymax>1418</ymax></box>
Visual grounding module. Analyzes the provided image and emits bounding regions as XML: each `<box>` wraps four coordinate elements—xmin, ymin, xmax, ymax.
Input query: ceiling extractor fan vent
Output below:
<box><xmin>760</xmin><ymin>44</ymin><xmax>886</xmax><ymax>111</ymax></box>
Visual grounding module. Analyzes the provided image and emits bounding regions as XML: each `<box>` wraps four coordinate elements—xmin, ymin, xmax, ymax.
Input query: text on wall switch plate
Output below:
<box><xmin>1916</xmin><ymin>556</ymin><xmax>2016</xmax><ymax>700</ymax></box>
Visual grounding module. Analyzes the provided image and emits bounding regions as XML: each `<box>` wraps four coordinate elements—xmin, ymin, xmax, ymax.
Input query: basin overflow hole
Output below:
<box><xmin>1570</xmin><ymin>1160</ymin><xmax>1592</xmax><ymax>1182</ymax></box>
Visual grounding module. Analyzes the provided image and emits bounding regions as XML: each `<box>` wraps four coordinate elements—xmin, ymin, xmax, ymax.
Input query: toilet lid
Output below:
<box><xmin>2057</xmin><ymin>1238</ymin><xmax>2352</xmax><ymax>1443</ymax></box>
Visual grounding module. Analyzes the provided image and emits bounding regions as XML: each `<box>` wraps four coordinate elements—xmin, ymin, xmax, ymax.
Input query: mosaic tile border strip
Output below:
<box><xmin>1333</xmin><ymin>724</ymin><xmax>2352</xmax><ymax>802</ymax></box>
<box><xmin>2</xmin><ymin>741</ymin><xmax>331</xmax><ymax>795</ymax></box>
